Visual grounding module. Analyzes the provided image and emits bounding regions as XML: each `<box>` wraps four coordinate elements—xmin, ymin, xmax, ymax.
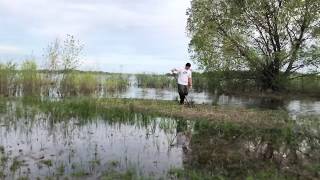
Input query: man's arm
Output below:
<box><xmin>171</xmin><ymin>68</ymin><xmax>179</xmax><ymax>74</ymax></box>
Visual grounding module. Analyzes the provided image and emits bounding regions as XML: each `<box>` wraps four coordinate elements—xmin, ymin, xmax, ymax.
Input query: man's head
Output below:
<box><xmin>185</xmin><ymin>63</ymin><xmax>191</xmax><ymax>70</ymax></box>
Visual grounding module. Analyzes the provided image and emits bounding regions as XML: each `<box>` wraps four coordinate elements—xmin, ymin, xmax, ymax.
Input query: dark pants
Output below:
<box><xmin>178</xmin><ymin>84</ymin><xmax>188</xmax><ymax>104</ymax></box>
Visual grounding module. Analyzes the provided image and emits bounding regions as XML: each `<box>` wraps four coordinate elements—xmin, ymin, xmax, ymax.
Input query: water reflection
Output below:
<box><xmin>183</xmin><ymin>120</ymin><xmax>320</xmax><ymax>179</ymax></box>
<box><xmin>0</xmin><ymin>99</ymin><xmax>319</xmax><ymax>179</ymax></box>
<box><xmin>0</xmin><ymin>103</ymin><xmax>185</xmax><ymax>179</ymax></box>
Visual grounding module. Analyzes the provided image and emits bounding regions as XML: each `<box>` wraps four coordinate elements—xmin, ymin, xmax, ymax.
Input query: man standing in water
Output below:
<box><xmin>171</xmin><ymin>63</ymin><xmax>192</xmax><ymax>105</ymax></box>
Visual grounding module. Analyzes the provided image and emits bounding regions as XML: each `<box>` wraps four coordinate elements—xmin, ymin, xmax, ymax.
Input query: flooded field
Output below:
<box><xmin>0</xmin><ymin>98</ymin><xmax>319</xmax><ymax>179</ymax></box>
<box><xmin>119</xmin><ymin>85</ymin><xmax>320</xmax><ymax>118</ymax></box>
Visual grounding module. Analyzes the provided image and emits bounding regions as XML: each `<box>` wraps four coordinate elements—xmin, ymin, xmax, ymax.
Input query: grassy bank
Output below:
<box><xmin>2</xmin><ymin>97</ymin><xmax>292</xmax><ymax>127</ymax></box>
<box><xmin>98</xmin><ymin>98</ymin><xmax>293</xmax><ymax>127</ymax></box>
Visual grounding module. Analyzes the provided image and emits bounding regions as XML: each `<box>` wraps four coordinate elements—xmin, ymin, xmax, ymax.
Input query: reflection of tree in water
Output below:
<box><xmin>182</xmin><ymin>121</ymin><xmax>320</xmax><ymax>179</ymax></box>
<box><xmin>259</xmin><ymin>97</ymin><xmax>285</xmax><ymax>110</ymax></box>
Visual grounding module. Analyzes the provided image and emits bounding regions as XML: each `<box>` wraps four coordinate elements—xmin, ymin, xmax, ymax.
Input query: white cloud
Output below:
<box><xmin>0</xmin><ymin>0</ymin><xmax>190</xmax><ymax>38</ymax></box>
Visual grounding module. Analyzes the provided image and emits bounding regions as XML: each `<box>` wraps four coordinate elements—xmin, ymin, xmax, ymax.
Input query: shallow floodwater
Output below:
<box><xmin>1</xmin><ymin>118</ymin><xmax>187</xmax><ymax>179</ymax></box>
<box><xmin>0</xmin><ymin>99</ymin><xmax>319</xmax><ymax>179</ymax></box>
<box><xmin>0</xmin><ymin>100</ymin><xmax>195</xmax><ymax>179</ymax></box>
<box><xmin>113</xmin><ymin>76</ymin><xmax>320</xmax><ymax>118</ymax></box>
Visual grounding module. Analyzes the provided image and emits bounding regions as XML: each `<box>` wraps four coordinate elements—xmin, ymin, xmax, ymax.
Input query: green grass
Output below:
<box><xmin>2</xmin><ymin>97</ymin><xmax>292</xmax><ymax>127</ymax></box>
<box><xmin>101</xmin><ymin>169</ymin><xmax>148</xmax><ymax>180</ymax></box>
<box><xmin>10</xmin><ymin>157</ymin><xmax>24</xmax><ymax>172</ymax></box>
<box><xmin>0</xmin><ymin>62</ymin><xmax>18</xmax><ymax>96</ymax></box>
<box><xmin>71</xmin><ymin>169</ymin><xmax>90</xmax><ymax>177</ymax></box>
<box><xmin>77</xmin><ymin>72</ymin><xmax>99</xmax><ymax>95</ymax></box>
<box><xmin>105</xmin><ymin>74</ymin><xmax>130</xmax><ymax>94</ymax></box>
<box><xmin>0</xmin><ymin>171</ymin><xmax>5</xmax><ymax>179</ymax></box>
<box><xmin>16</xmin><ymin>177</ymin><xmax>29</xmax><ymax>180</ymax></box>
<box><xmin>20</xmin><ymin>60</ymin><xmax>41</xmax><ymax>96</ymax></box>
<box><xmin>288</xmin><ymin>75</ymin><xmax>320</xmax><ymax>96</ymax></box>
<box><xmin>136</xmin><ymin>73</ymin><xmax>176</xmax><ymax>89</ymax></box>
<box><xmin>56</xmin><ymin>164</ymin><xmax>65</xmax><ymax>176</ymax></box>
<box><xmin>108</xmin><ymin>160</ymin><xmax>120</xmax><ymax>167</ymax></box>
<box><xmin>39</xmin><ymin>159</ymin><xmax>53</xmax><ymax>167</ymax></box>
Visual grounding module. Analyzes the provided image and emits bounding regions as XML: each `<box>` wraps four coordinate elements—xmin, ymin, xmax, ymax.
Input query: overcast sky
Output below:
<box><xmin>0</xmin><ymin>0</ymin><xmax>193</xmax><ymax>73</ymax></box>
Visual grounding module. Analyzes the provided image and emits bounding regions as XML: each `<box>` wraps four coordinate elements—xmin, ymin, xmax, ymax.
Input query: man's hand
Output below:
<box><xmin>171</xmin><ymin>68</ymin><xmax>177</xmax><ymax>74</ymax></box>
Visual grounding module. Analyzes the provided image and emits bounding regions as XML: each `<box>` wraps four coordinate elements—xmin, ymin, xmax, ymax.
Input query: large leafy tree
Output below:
<box><xmin>187</xmin><ymin>0</ymin><xmax>320</xmax><ymax>91</ymax></box>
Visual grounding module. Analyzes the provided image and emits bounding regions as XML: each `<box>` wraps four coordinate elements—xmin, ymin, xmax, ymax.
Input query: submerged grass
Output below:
<box><xmin>98</xmin><ymin>98</ymin><xmax>291</xmax><ymax>128</ymax></box>
<box><xmin>1</xmin><ymin>96</ymin><xmax>294</xmax><ymax>128</ymax></box>
<box><xmin>101</xmin><ymin>169</ymin><xmax>141</xmax><ymax>180</ymax></box>
<box><xmin>2</xmin><ymin>96</ymin><xmax>312</xmax><ymax>128</ymax></box>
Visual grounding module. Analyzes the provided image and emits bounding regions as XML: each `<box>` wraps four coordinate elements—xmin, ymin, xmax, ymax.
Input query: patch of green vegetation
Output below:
<box><xmin>20</xmin><ymin>60</ymin><xmax>41</xmax><ymax>96</ymax></box>
<box><xmin>105</xmin><ymin>74</ymin><xmax>130</xmax><ymax>93</ymax></box>
<box><xmin>108</xmin><ymin>160</ymin><xmax>120</xmax><ymax>167</ymax></box>
<box><xmin>71</xmin><ymin>169</ymin><xmax>89</xmax><ymax>177</ymax></box>
<box><xmin>136</xmin><ymin>73</ymin><xmax>176</xmax><ymax>89</ymax></box>
<box><xmin>10</xmin><ymin>157</ymin><xmax>24</xmax><ymax>172</ymax></box>
<box><xmin>167</xmin><ymin>167</ymin><xmax>289</xmax><ymax>180</ymax></box>
<box><xmin>0</xmin><ymin>171</ymin><xmax>5</xmax><ymax>179</ymax></box>
<box><xmin>56</xmin><ymin>163</ymin><xmax>65</xmax><ymax>176</ymax></box>
<box><xmin>89</xmin><ymin>159</ymin><xmax>101</xmax><ymax>167</ymax></box>
<box><xmin>71</xmin><ymin>163</ymin><xmax>77</xmax><ymax>170</ymax></box>
<box><xmin>245</xmin><ymin>170</ymin><xmax>287</xmax><ymax>180</ymax></box>
<box><xmin>168</xmin><ymin>168</ymin><xmax>219</xmax><ymax>180</ymax></box>
<box><xmin>4</xmin><ymin>97</ymin><xmax>295</xmax><ymax>128</ymax></box>
<box><xmin>17</xmin><ymin>177</ymin><xmax>29</xmax><ymax>180</ymax></box>
<box><xmin>0</xmin><ymin>62</ymin><xmax>18</xmax><ymax>97</ymax></box>
<box><xmin>39</xmin><ymin>159</ymin><xmax>53</xmax><ymax>167</ymax></box>
<box><xmin>288</xmin><ymin>75</ymin><xmax>320</xmax><ymax>96</ymax></box>
<box><xmin>101</xmin><ymin>169</ymin><xmax>142</xmax><ymax>180</ymax></box>
<box><xmin>44</xmin><ymin>177</ymin><xmax>54</xmax><ymax>180</ymax></box>
<box><xmin>0</xmin><ymin>156</ymin><xmax>8</xmax><ymax>168</ymax></box>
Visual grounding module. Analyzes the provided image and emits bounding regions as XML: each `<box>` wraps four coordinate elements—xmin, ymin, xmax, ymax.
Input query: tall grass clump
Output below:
<box><xmin>0</xmin><ymin>62</ymin><xmax>18</xmax><ymax>97</ymax></box>
<box><xmin>19</xmin><ymin>60</ymin><xmax>41</xmax><ymax>96</ymax></box>
<box><xmin>60</xmin><ymin>71</ymin><xmax>79</xmax><ymax>97</ymax></box>
<box><xmin>77</xmin><ymin>73</ymin><xmax>99</xmax><ymax>95</ymax></box>
<box><xmin>105</xmin><ymin>74</ymin><xmax>130</xmax><ymax>94</ymax></box>
<box><xmin>136</xmin><ymin>73</ymin><xmax>175</xmax><ymax>89</ymax></box>
<box><xmin>55</xmin><ymin>72</ymin><xmax>100</xmax><ymax>97</ymax></box>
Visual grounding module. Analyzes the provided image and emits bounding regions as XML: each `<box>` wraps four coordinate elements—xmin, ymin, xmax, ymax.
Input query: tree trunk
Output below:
<box><xmin>258</xmin><ymin>63</ymin><xmax>286</xmax><ymax>92</ymax></box>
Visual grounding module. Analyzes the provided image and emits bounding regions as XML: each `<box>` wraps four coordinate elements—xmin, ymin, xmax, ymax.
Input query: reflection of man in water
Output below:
<box><xmin>176</xmin><ymin>120</ymin><xmax>192</xmax><ymax>153</ymax></box>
